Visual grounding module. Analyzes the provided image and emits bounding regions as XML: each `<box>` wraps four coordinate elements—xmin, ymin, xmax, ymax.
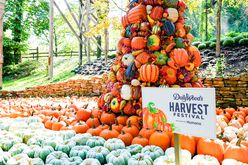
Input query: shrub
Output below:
<box><xmin>226</xmin><ymin>31</ymin><xmax>240</xmax><ymax>37</ymax></box>
<box><xmin>209</xmin><ymin>42</ymin><xmax>216</xmax><ymax>48</ymax></box>
<box><xmin>198</xmin><ymin>43</ymin><xmax>207</xmax><ymax>50</ymax></box>
<box><xmin>3</xmin><ymin>60</ymin><xmax>40</xmax><ymax>80</ymax></box>
<box><xmin>192</xmin><ymin>42</ymin><xmax>201</xmax><ymax>47</ymax></box>
<box><xmin>203</xmin><ymin>41</ymin><xmax>211</xmax><ymax>47</ymax></box>
<box><xmin>239</xmin><ymin>38</ymin><xmax>248</xmax><ymax>46</ymax></box>
<box><xmin>233</xmin><ymin>36</ymin><xmax>244</xmax><ymax>44</ymax></box>
<box><xmin>223</xmin><ymin>38</ymin><xmax>235</xmax><ymax>46</ymax></box>
<box><xmin>210</xmin><ymin>38</ymin><xmax>217</xmax><ymax>42</ymax></box>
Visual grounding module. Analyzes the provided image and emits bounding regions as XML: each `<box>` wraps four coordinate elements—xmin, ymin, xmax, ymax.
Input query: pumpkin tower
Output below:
<box><xmin>98</xmin><ymin>0</ymin><xmax>203</xmax><ymax>124</ymax></box>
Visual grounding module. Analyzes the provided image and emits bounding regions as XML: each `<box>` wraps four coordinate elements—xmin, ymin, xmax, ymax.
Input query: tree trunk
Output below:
<box><xmin>0</xmin><ymin>0</ymin><xmax>5</xmax><ymax>89</ymax></box>
<box><xmin>97</xmin><ymin>36</ymin><xmax>101</xmax><ymax>59</ymax></box>
<box><xmin>216</xmin><ymin>0</ymin><xmax>222</xmax><ymax>57</ymax></box>
<box><xmin>200</xmin><ymin>2</ymin><xmax>205</xmax><ymax>41</ymax></box>
<box><xmin>48</xmin><ymin>0</ymin><xmax>54</xmax><ymax>80</ymax></box>
<box><xmin>205</xmin><ymin>0</ymin><xmax>208</xmax><ymax>41</ymax></box>
<box><xmin>79</xmin><ymin>0</ymin><xmax>83</xmax><ymax>66</ymax></box>
<box><xmin>104</xmin><ymin>28</ymin><xmax>109</xmax><ymax>65</ymax></box>
<box><xmin>13</xmin><ymin>0</ymin><xmax>24</xmax><ymax>64</ymax></box>
<box><xmin>54</xmin><ymin>27</ymin><xmax>58</xmax><ymax>57</ymax></box>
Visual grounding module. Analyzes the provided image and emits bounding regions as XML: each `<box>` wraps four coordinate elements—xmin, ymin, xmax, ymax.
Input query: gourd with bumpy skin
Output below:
<box><xmin>86</xmin><ymin>146</ymin><xmax>110</xmax><ymax>164</ymax></box>
<box><xmin>69</xmin><ymin>146</ymin><xmax>90</xmax><ymax>160</ymax></box>
<box><xmin>68</xmin><ymin>156</ymin><xmax>83</xmax><ymax>165</ymax></box>
<box><xmin>45</xmin><ymin>151</ymin><xmax>69</xmax><ymax>164</ymax></box>
<box><xmin>55</xmin><ymin>140</ymin><xmax>76</xmax><ymax>155</ymax></box>
<box><xmin>147</xmin><ymin>35</ymin><xmax>160</xmax><ymax>51</ymax></box>
<box><xmin>81</xmin><ymin>158</ymin><xmax>101</xmax><ymax>165</ymax></box>
<box><xmin>126</xmin><ymin>144</ymin><xmax>143</xmax><ymax>156</ymax></box>
<box><xmin>106</xmin><ymin>149</ymin><xmax>131</xmax><ymax>165</ymax></box>
<box><xmin>141</xmin><ymin>145</ymin><xmax>164</xmax><ymax>160</ymax></box>
<box><xmin>104</xmin><ymin>138</ymin><xmax>125</xmax><ymax>152</ymax></box>
<box><xmin>70</xmin><ymin>133</ymin><xmax>92</xmax><ymax>146</ymax></box>
<box><xmin>86</xmin><ymin>136</ymin><xmax>106</xmax><ymax>148</ymax></box>
<box><xmin>34</xmin><ymin>146</ymin><xmax>54</xmax><ymax>162</ymax></box>
<box><xmin>128</xmin><ymin>153</ymin><xmax>153</xmax><ymax>165</ymax></box>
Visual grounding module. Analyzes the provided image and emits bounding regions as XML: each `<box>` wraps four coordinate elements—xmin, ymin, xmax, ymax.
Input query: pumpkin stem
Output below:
<box><xmin>109</xmin><ymin>124</ymin><xmax>113</xmax><ymax>131</ymax></box>
<box><xmin>127</xmin><ymin>120</ymin><xmax>131</xmax><ymax>127</ymax></box>
<box><xmin>115</xmin><ymin>118</ymin><xmax>119</xmax><ymax>125</ymax></box>
<box><xmin>147</xmin><ymin>102</ymin><xmax>158</xmax><ymax>114</ymax></box>
<box><xmin>92</xmin><ymin>122</ymin><xmax>96</xmax><ymax>129</ymax></box>
<box><xmin>90</xmin><ymin>114</ymin><xmax>94</xmax><ymax>118</ymax></box>
<box><xmin>236</xmin><ymin>137</ymin><xmax>244</xmax><ymax>147</ymax></box>
<box><xmin>121</xmin><ymin>130</ymin><xmax>125</xmax><ymax>135</ymax></box>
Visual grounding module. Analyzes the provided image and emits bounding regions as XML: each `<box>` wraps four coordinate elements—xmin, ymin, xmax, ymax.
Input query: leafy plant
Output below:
<box><xmin>215</xmin><ymin>54</ymin><xmax>225</xmax><ymax>77</ymax></box>
<box><xmin>198</xmin><ymin>43</ymin><xmax>207</xmax><ymax>50</ymax></box>
<box><xmin>223</xmin><ymin>38</ymin><xmax>235</xmax><ymax>46</ymax></box>
<box><xmin>239</xmin><ymin>38</ymin><xmax>248</xmax><ymax>46</ymax></box>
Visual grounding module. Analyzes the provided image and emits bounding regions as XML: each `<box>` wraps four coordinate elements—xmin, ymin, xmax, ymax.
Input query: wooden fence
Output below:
<box><xmin>21</xmin><ymin>47</ymin><xmax>116</xmax><ymax>60</ymax></box>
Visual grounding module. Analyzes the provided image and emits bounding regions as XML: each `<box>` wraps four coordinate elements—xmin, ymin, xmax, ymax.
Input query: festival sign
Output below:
<box><xmin>142</xmin><ymin>87</ymin><xmax>216</xmax><ymax>139</ymax></box>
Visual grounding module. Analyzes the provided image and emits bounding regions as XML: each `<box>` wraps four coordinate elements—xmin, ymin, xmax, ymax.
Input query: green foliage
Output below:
<box><xmin>216</xmin><ymin>54</ymin><xmax>225</xmax><ymax>77</ymax></box>
<box><xmin>239</xmin><ymin>38</ymin><xmax>248</xmax><ymax>46</ymax></box>
<box><xmin>3</xmin><ymin>0</ymin><xmax>49</xmax><ymax>66</ymax></box>
<box><xmin>3</xmin><ymin>60</ymin><xmax>40</xmax><ymax>80</ymax></box>
<box><xmin>209</xmin><ymin>42</ymin><xmax>216</xmax><ymax>48</ymax></box>
<box><xmin>192</xmin><ymin>42</ymin><xmax>201</xmax><ymax>47</ymax></box>
<box><xmin>223</xmin><ymin>38</ymin><xmax>235</xmax><ymax>46</ymax></box>
<box><xmin>203</xmin><ymin>41</ymin><xmax>211</xmax><ymax>47</ymax></box>
<box><xmin>226</xmin><ymin>31</ymin><xmax>240</xmax><ymax>38</ymax></box>
<box><xmin>198</xmin><ymin>43</ymin><xmax>207</xmax><ymax>50</ymax></box>
<box><xmin>233</xmin><ymin>36</ymin><xmax>244</xmax><ymax>44</ymax></box>
<box><xmin>210</xmin><ymin>38</ymin><xmax>217</xmax><ymax>42</ymax></box>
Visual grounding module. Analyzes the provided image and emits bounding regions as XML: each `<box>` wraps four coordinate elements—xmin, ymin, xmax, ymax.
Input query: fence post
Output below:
<box><xmin>36</xmin><ymin>47</ymin><xmax>39</xmax><ymax>60</ymax></box>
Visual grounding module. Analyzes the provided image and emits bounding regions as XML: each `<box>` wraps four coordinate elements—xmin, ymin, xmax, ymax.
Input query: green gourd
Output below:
<box><xmin>106</xmin><ymin>149</ymin><xmax>131</xmax><ymax>165</ymax></box>
<box><xmin>45</xmin><ymin>151</ymin><xmax>69</xmax><ymax>165</ymax></box>
<box><xmin>69</xmin><ymin>146</ymin><xmax>90</xmax><ymax>160</ymax></box>
<box><xmin>86</xmin><ymin>136</ymin><xmax>106</xmax><ymax>148</ymax></box>
<box><xmin>126</xmin><ymin>144</ymin><xmax>143</xmax><ymax>155</ymax></box>
<box><xmin>86</xmin><ymin>146</ymin><xmax>110</xmax><ymax>164</ymax></box>
<box><xmin>128</xmin><ymin>153</ymin><xmax>153</xmax><ymax>165</ymax></box>
<box><xmin>104</xmin><ymin>138</ymin><xmax>125</xmax><ymax>152</ymax></box>
<box><xmin>141</xmin><ymin>145</ymin><xmax>164</xmax><ymax>160</ymax></box>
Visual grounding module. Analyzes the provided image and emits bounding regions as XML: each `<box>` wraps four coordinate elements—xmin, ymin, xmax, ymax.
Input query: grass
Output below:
<box><xmin>3</xmin><ymin>56</ymin><xmax>95</xmax><ymax>91</ymax></box>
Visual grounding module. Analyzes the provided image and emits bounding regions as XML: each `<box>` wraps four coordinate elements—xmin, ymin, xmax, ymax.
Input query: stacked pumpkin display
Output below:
<box><xmin>98</xmin><ymin>0</ymin><xmax>203</xmax><ymax>120</ymax></box>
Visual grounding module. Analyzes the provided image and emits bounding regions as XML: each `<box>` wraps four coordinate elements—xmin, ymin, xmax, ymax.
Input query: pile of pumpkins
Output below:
<box><xmin>98</xmin><ymin>0</ymin><xmax>203</xmax><ymax>125</ymax></box>
<box><xmin>1</xmin><ymin>117</ymin><xmax>248</xmax><ymax>165</ymax></box>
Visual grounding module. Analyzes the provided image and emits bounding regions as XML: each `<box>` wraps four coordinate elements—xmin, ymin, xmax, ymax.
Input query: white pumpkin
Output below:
<box><xmin>131</xmin><ymin>79</ymin><xmax>141</xmax><ymax>86</ymax></box>
<box><xmin>121</xmin><ymin>85</ymin><xmax>132</xmax><ymax>100</ymax></box>
<box><xmin>154</xmin><ymin>155</ymin><xmax>175</xmax><ymax>165</ymax></box>
<box><xmin>189</xmin><ymin>155</ymin><xmax>220</xmax><ymax>165</ymax></box>
<box><xmin>7</xmin><ymin>154</ymin><xmax>30</xmax><ymax>165</ymax></box>
<box><xmin>122</xmin><ymin>54</ymin><xmax>134</xmax><ymax>66</ymax></box>
<box><xmin>167</xmin><ymin>8</ymin><xmax>179</xmax><ymax>23</ymax></box>
<box><xmin>216</xmin><ymin>115</ymin><xmax>228</xmax><ymax>129</ymax></box>
<box><xmin>223</xmin><ymin>126</ymin><xmax>238</xmax><ymax>141</ymax></box>
<box><xmin>216</xmin><ymin>123</ymin><xmax>222</xmax><ymax>136</ymax></box>
<box><xmin>222</xmin><ymin>159</ymin><xmax>248</xmax><ymax>165</ymax></box>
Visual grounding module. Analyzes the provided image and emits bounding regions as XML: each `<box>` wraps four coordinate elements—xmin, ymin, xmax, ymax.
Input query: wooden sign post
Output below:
<box><xmin>174</xmin><ymin>133</ymin><xmax>181</xmax><ymax>165</ymax></box>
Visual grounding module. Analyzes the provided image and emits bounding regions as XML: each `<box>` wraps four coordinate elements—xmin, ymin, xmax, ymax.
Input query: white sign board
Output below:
<box><xmin>142</xmin><ymin>87</ymin><xmax>216</xmax><ymax>139</ymax></box>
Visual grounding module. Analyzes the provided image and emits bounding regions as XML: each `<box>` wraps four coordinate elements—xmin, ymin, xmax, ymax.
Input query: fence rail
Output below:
<box><xmin>21</xmin><ymin>47</ymin><xmax>116</xmax><ymax>60</ymax></box>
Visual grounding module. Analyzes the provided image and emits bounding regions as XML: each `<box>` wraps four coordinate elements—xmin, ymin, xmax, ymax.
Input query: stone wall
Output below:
<box><xmin>0</xmin><ymin>73</ymin><xmax>247</xmax><ymax>107</ymax></box>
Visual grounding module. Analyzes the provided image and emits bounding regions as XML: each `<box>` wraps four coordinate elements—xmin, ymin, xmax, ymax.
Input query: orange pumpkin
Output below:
<box><xmin>100</xmin><ymin>112</ymin><xmax>116</xmax><ymax>125</ymax></box>
<box><xmin>140</xmin><ymin>64</ymin><xmax>159</xmax><ymax>83</ymax></box>
<box><xmin>73</xmin><ymin>121</ymin><xmax>89</xmax><ymax>133</ymax></box>
<box><xmin>99</xmin><ymin>125</ymin><xmax>120</xmax><ymax>140</ymax></box>
<box><xmin>197</xmin><ymin>138</ymin><xmax>224</xmax><ymax>163</ymax></box>
<box><xmin>112</xmin><ymin>119</ymin><xmax>124</xmax><ymax>133</ymax></box>
<box><xmin>187</xmin><ymin>46</ymin><xmax>202</xmax><ymax>67</ymax></box>
<box><xmin>169</xmin><ymin>48</ymin><xmax>189</xmax><ymax>68</ymax></box>
<box><xmin>128</xmin><ymin>4</ymin><xmax>147</xmax><ymax>24</ymax></box>
<box><xmin>150</xmin><ymin>6</ymin><xmax>163</xmax><ymax>20</ymax></box>
<box><xmin>135</xmin><ymin>52</ymin><xmax>150</xmax><ymax>65</ymax></box>
<box><xmin>138</xmin><ymin>128</ymin><xmax>155</xmax><ymax>139</ymax></box>
<box><xmin>121</xmin><ymin>15</ymin><xmax>129</xmax><ymax>28</ymax></box>
<box><xmin>86</xmin><ymin>115</ymin><xmax>100</xmax><ymax>128</ymax></box>
<box><xmin>118</xmin><ymin>131</ymin><xmax>133</xmax><ymax>146</ymax></box>
<box><xmin>224</xmin><ymin>138</ymin><xmax>248</xmax><ymax>163</ymax></box>
<box><xmin>52</xmin><ymin>118</ymin><xmax>66</xmax><ymax>131</ymax></box>
<box><xmin>149</xmin><ymin>131</ymin><xmax>170</xmax><ymax>151</ymax></box>
<box><xmin>122</xmin><ymin>120</ymin><xmax>139</xmax><ymax>137</ymax></box>
<box><xmin>126</xmin><ymin>116</ymin><xmax>141</xmax><ymax>129</ymax></box>
<box><xmin>86</xmin><ymin>124</ymin><xmax>102</xmax><ymax>136</ymax></box>
<box><xmin>117</xmin><ymin>114</ymin><xmax>129</xmax><ymax>126</ymax></box>
<box><xmin>132</xmin><ymin>136</ymin><xmax>149</xmax><ymax>147</ymax></box>
<box><xmin>76</xmin><ymin>108</ymin><xmax>91</xmax><ymax>121</ymax></box>
<box><xmin>171</xmin><ymin>134</ymin><xmax>196</xmax><ymax>156</ymax></box>
<box><xmin>131</xmin><ymin>37</ymin><xmax>146</xmax><ymax>50</ymax></box>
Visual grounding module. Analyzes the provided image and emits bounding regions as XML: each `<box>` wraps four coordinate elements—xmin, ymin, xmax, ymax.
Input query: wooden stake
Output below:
<box><xmin>0</xmin><ymin>0</ymin><xmax>5</xmax><ymax>89</ymax></box>
<box><xmin>174</xmin><ymin>133</ymin><xmax>181</xmax><ymax>165</ymax></box>
<box><xmin>85</xmin><ymin>0</ymin><xmax>91</xmax><ymax>64</ymax></box>
<box><xmin>48</xmin><ymin>0</ymin><xmax>54</xmax><ymax>80</ymax></box>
